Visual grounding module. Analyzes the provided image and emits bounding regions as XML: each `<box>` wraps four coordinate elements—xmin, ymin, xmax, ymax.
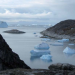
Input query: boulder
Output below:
<box><xmin>49</xmin><ymin>63</ymin><xmax>75</xmax><ymax>71</ymax></box>
<box><xmin>0</xmin><ymin>34</ymin><xmax>31</xmax><ymax>70</ymax></box>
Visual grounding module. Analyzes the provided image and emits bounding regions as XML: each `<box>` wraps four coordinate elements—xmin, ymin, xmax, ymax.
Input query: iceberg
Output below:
<box><xmin>0</xmin><ymin>21</ymin><xmax>8</xmax><ymax>28</ymax></box>
<box><xmin>33</xmin><ymin>32</ymin><xmax>36</xmax><ymax>34</ymax></box>
<box><xmin>50</xmin><ymin>42</ymin><xmax>63</xmax><ymax>46</ymax></box>
<box><xmin>30</xmin><ymin>50</ymin><xmax>50</xmax><ymax>56</ymax></box>
<box><xmin>40</xmin><ymin>54</ymin><xmax>52</xmax><ymax>60</ymax></box>
<box><xmin>41</xmin><ymin>38</ymin><xmax>51</xmax><ymax>41</ymax></box>
<box><xmin>68</xmin><ymin>44</ymin><xmax>74</xmax><ymax>46</ymax></box>
<box><xmin>34</xmin><ymin>42</ymin><xmax>50</xmax><ymax>50</ymax></box>
<box><xmin>63</xmin><ymin>47</ymin><xmax>75</xmax><ymax>54</ymax></box>
<box><xmin>57</xmin><ymin>39</ymin><xmax>69</xmax><ymax>43</ymax></box>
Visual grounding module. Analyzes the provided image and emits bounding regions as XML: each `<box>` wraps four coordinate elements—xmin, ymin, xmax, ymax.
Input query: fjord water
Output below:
<box><xmin>0</xmin><ymin>26</ymin><xmax>75</xmax><ymax>69</ymax></box>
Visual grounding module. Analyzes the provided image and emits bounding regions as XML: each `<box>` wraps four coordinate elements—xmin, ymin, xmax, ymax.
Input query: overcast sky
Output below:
<box><xmin>0</xmin><ymin>0</ymin><xmax>75</xmax><ymax>25</ymax></box>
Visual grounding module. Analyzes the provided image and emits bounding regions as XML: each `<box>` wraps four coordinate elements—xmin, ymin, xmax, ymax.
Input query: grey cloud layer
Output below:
<box><xmin>0</xmin><ymin>0</ymin><xmax>75</xmax><ymax>25</ymax></box>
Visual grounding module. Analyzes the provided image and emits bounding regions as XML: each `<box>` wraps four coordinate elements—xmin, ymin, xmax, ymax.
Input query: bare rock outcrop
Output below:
<box><xmin>0</xmin><ymin>34</ymin><xmax>31</xmax><ymax>70</ymax></box>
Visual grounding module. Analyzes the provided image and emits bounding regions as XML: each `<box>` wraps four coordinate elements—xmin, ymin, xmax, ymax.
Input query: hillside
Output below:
<box><xmin>41</xmin><ymin>20</ymin><xmax>75</xmax><ymax>40</ymax></box>
<box><xmin>47</xmin><ymin>20</ymin><xmax>75</xmax><ymax>35</ymax></box>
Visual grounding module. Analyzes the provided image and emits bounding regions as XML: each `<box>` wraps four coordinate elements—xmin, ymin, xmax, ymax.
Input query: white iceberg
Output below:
<box><xmin>34</xmin><ymin>42</ymin><xmax>50</xmax><ymax>50</ymax></box>
<box><xmin>50</xmin><ymin>42</ymin><xmax>63</xmax><ymax>46</ymax></box>
<box><xmin>63</xmin><ymin>47</ymin><xmax>75</xmax><ymax>54</ymax></box>
<box><xmin>30</xmin><ymin>50</ymin><xmax>50</xmax><ymax>56</ymax></box>
<box><xmin>0</xmin><ymin>21</ymin><xmax>8</xmax><ymax>28</ymax></box>
<box><xmin>41</xmin><ymin>38</ymin><xmax>51</xmax><ymax>41</ymax></box>
<box><xmin>57</xmin><ymin>39</ymin><xmax>69</xmax><ymax>43</ymax></box>
<box><xmin>68</xmin><ymin>44</ymin><xmax>74</xmax><ymax>46</ymax></box>
<box><xmin>40</xmin><ymin>54</ymin><xmax>52</xmax><ymax>60</ymax></box>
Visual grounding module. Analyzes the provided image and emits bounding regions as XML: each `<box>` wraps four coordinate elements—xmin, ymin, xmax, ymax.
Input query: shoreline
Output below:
<box><xmin>40</xmin><ymin>30</ymin><xmax>75</xmax><ymax>42</ymax></box>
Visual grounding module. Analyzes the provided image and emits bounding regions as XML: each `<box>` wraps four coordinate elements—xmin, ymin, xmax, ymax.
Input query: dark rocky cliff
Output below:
<box><xmin>0</xmin><ymin>34</ymin><xmax>31</xmax><ymax>70</ymax></box>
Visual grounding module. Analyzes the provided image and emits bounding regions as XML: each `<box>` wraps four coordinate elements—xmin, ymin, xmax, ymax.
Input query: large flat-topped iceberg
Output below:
<box><xmin>63</xmin><ymin>47</ymin><xmax>75</xmax><ymax>54</ymax></box>
<box><xmin>41</xmin><ymin>38</ymin><xmax>51</xmax><ymax>41</ymax></box>
<box><xmin>34</xmin><ymin>42</ymin><xmax>50</xmax><ymax>50</ymax></box>
<box><xmin>0</xmin><ymin>21</ymin><xmax>8</xmax><ymax>28</ymax></box>
<box><xmin>40</xmin><ymin>54</ymin><xmax>52</xmax><ymax>60</ymax></box>
<box><xmin>57</xmin><ymin>39</ymin><xmax>69</xmax><ymax>43</ymax></box>
<box><xmin>30</xmin><ymin>50</ymin><xmax>50</xmax><ymax>56</ymax></box>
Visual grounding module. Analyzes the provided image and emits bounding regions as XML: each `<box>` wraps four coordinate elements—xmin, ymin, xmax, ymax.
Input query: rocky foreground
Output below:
<box><xmin>41</xmin><ymin>20</ymin><xmax>75</xmax><ymax>41</ymax></box>
<box><xmin>0</xmin><ymin>63</ymin><xmax>75</xmax><ymax>75</ymax></box>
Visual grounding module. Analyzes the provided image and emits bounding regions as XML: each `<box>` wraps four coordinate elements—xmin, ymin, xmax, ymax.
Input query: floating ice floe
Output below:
<box><xmin>57</xmin><ymin>39</ymin><xmax>69</xmax><ymax>43</ymax></box>
<box><xmin>68</xmin><ymin>44</ymin><xmax>74</xmax><ymax>46</ymax></box>
<box><xmin>63</xmin><ymin>47</ymin><xmax>75</xmax><ymax>54</ymax></box>
<box><xmin>34</xmin><ymin>42</ymin><xmax>50</xmax><ymax>50</ymax></box>
<box><xmin>40</xmin><ymin>54</ymin><xmax>52</xmax><ymax>60</ymax></box>
<box><xmin>41</xmin><ymin>38</ymin><xmax>51</xmax><ymax>41</ymax></box>
<box><xmin>30</xmin><ymin>50</ymin><xmax>50</xmax><ymax>56</ymax></box>
<box><xmin>50</xmin><ymin>42</ymin><xmax>63</xmax><ymax>46</ymax></box>
<box><xmin>33</xmin><ymin>32</ymin><xmax>36</xmax><ymax>34</ymax></box>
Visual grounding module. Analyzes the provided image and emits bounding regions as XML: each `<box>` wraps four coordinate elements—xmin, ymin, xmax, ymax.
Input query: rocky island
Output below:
<box><xmin>41</xmin><ymin>19</ymin><xmax>75</xmax><ymax>41</ymax></box>
<box><xmin>4</xmin><ymin>29</ymin><xmax>25</xmax><ymax>34</ymax></box>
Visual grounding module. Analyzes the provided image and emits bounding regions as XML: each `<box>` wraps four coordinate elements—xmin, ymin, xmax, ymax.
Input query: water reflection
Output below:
<box><xmin>41</xmin><ymin>59</ymin><xmax>52</xmax><ymax>63</ymax></box>
<box><xmin>30</xmin><ymin>55</ymin><xmax>52</xmax><ymax>63</ymax></box>
<box><xmin>30</xmin><ymin>56</ymin><xmax>40</xmax><ymax>61</ymax></box>
<box><xmin>64</xmin><ymin>53</ymin><xmax>74</xmax><ymax>57</ymax></box>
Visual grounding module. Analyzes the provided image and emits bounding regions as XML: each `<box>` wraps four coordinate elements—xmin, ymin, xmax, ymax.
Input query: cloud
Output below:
<box><xmin>0</xmin><ymin>0</ymin><xmax>75</xmax><ymax>25</ymax></box>
<box><xmin>0</xmin><ymin>9</ymin><xmax>52</xmax><ymax>22</ymax></box>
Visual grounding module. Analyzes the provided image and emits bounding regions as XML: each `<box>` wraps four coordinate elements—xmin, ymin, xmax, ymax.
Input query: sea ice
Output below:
<box><xmin>34</xmin><ymin>42</ymin><xmax>50</xmax><ymax>50</ymax></box>
<box><xmin>41</xmin><ymin>38</ymin><xmax>51</xmax><ymax>41</ymax></box>
<box><xmin>30</xmin><ymin>50</ymin><xmax>50</xmax><ymax>56</ymax></box>
<box><xmin>57</xmin><ymin>39</ymin><xmax>69</xmax><ymax>43</ymax></box>
<box><xmin>50</xmin><ymin>42</ymin><xmax>63</xmax><ymax>46</ymax></box>
<box><xmin>40</xmin><ymin>54</ymin><xmax>52</xmax><ymax>60</ymax></box>
<box><xmin>63</xmin><ymin>47</ymin><xmax>75</xmax><ymax>54</ymax></box>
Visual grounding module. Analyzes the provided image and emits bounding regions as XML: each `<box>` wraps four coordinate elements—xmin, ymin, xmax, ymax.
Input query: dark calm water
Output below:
<box><xmin>0</xmin><ymin>26</ymin><xmax>75</xmax><ymax>69</ymax></box>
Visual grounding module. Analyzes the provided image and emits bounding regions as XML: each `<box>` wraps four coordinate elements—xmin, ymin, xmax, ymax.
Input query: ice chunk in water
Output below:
<box><xmin>50</xmin><ymin>42</ymin><xmax>63</xmax><ymax>46</ymax></box>
<box><xmin>40</xmin><ymin>54</ymin><xmax>52</xmax><ymax>60</ymax></box>
<box><xmin>63</xmin><ymin>47</ymin><xmax>75</xmax><ymax>54</ymax></box>
<box><xmin>41</xmin><ymin>38</ymin><xmax>51</xmax><ymax>41</ymax></box>
<box><xmin>34</xmin><ymin>42</ymin><xmax>50</xmax><ymax>50</ymax></box>
<box><xmin>57</xmin><ymin>39</ymin><xmax>69</xmax><ymax>43</ymax></box>
<box><xmin>68</xmin><ymin>44</ymin><xmax>74</xmax><ymax>46</ymax></box>
<box><xmin>30</xmin><ymin>50</ymin><xmax>50</xmax><ymax>56</ymax></box>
